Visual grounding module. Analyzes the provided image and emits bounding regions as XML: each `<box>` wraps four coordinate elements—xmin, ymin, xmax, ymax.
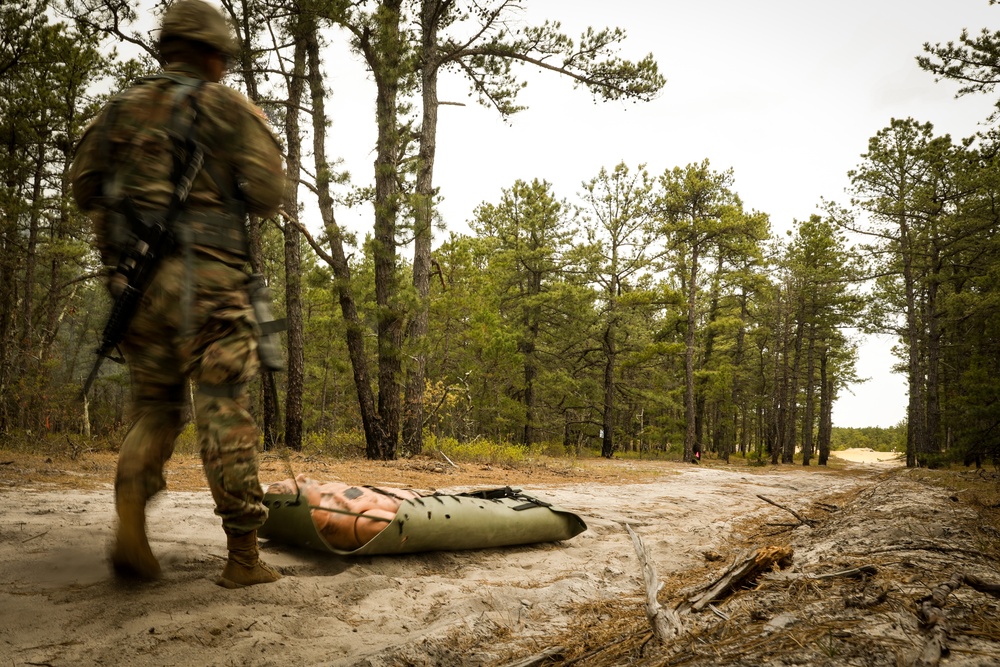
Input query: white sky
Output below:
<box><xmin>316</xmin><ymin>0</ymin><xmax>998</xmax><ymax>430</ymax></box>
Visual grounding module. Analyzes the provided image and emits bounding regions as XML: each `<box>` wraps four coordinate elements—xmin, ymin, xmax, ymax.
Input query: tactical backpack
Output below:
<box><xmin>98</xmin><ymin>72</ymin><xmax>249</xmax><ymax>263</ymax></box>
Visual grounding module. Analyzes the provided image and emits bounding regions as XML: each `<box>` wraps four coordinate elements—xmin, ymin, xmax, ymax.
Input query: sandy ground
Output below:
<box><xmin>1</xmin><ymin>448</ymin><xmax>996</xmax><ymax>667</ymax></box>
<box><xmin>829</xmin><ymin>447</ymin><xmax>906</xmax><ymax>464</ymax></box>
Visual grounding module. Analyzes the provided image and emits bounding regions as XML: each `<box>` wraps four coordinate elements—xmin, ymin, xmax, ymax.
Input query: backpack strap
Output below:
<box><xmin>159</xmin><ymin>73</ymin><xmax>249</xmax><ymax>256</ymax></box>
<box><xmin>100</xmin><ymin>73</ymin><xmax>251</xmax><ymax>261</ymax></box>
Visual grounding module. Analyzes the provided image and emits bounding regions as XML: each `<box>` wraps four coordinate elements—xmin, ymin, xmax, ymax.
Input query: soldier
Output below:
<box><xmin>71</xmin><ymin>0</ymin><xmax>285</xmax><ymax>588</ymax></box>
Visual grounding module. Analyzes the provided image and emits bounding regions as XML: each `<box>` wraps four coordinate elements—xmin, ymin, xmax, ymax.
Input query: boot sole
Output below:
<box><xmin>215</xmin><ymin>576</ymin><xmax>244</xmax><ymax>589</ymax></box>
<box><xmin>111</xmin><ymin>558</ymin><xmax>162</xmax><ymax>581</ymax></box>
<box><xmin>109</xmin><ymin>539</ymin><xmax>161</xmax><ymax>581</ymax></box>
<box><xmin>216</xmin><ymin>566</ymin><xmax>282</xmax><ymax>589</ymax></box>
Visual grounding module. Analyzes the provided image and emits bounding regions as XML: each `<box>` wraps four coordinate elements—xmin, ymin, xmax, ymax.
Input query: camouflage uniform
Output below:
<box><xmin>71</xmin><ymin>0</ymin><xmax>284</xmax><ymax>576</ymax></box>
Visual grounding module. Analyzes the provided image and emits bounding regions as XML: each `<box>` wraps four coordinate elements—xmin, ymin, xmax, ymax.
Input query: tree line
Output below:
<box><xmin>1</xmin><ymin>0</ymin><xmax>998</xmax><ymax>468</ymax></box>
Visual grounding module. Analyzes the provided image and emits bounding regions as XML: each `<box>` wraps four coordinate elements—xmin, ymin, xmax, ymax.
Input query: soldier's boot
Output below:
<box><xmin>216</xmin><ymin>531</ymin><xmax>282</xmax><ymax>589</ymax></box>
<box><xmin>110</xmin><ymin>486</ymin><xmax>161</xmax><ymax>580</ymax></box>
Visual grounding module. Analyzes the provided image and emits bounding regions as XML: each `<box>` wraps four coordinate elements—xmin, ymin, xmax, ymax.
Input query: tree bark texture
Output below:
<box><xmin>369</xmin><ymin>0</ymin><xmax>406</xmax><ymax>460</ymax></box>
<box><xmin>403</xmin><ymin>0</ymin><xmax>443</xmax><ymax>456</ymax></box>
<box><xmin>280</xmin><ymin>35</ymin><xmax>306</xmax><ymax>451</ymax></box>
<box><xmin>303</xmin><ymin>25</ymin><xmax>379</xmax><ymax>455</ymax></box>
<box><xmin>683</xmin><ymin>244</ymin><xmax>700</xmax><ymax>463</ymax></box>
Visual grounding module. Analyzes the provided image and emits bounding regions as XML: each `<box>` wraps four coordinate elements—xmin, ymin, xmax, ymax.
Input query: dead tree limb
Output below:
<box><xmin>865</xmin><ymin>542</ymin><xmax>989</xmax><ymax>560</ymax></box>
<box><xmin>756</xmin><ymin>495</ymin><xmax>817</xmax><ymax>526</ymax></box>
<box><xmin>626</xmin><ymin>524</ymin><xmax>683</xmax><ymax>641</ymax></box>
<box><xmin>437</xmin><ymin>450</ymin><xmax>459</xmax><ymax>469</ymax></box>
<box><xmin>846</xmin><ymin>586</ymin><xmax>889</xmax><ymax>609</ymax></box>
<box><xmin>766</xmin><ymin>564</ymin><xmax>878</xmax><ymax>583</ymax></box>
<box><xmin>688</xmin><ymin>546</ymin><xmax>793</xmax><ymax>612</ymax></box>
<box><xmin>499</xmin><ymin>646</ymin><xmax>565</xmax><ymax>667</ymax></box>
<box><xmin>961</xmin><ymin>573</ymin><xmax>1000</xmax><ymax>597</ymax></box>
<box><xmin>913</xmin><ymin>571</ymin><xmax>1000</xmax><ymax>667</ymax></box>
<box><xmin>815</xmin><ymin>565</ymin><xmax>878</xmax><ymax>580</ymax></box>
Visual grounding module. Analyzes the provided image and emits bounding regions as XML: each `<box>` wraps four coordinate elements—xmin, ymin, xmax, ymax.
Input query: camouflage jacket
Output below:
<box><xmin>71</xmin><ymin>62</ymin><xmax>285</xmax><ymax>265</ymax></box>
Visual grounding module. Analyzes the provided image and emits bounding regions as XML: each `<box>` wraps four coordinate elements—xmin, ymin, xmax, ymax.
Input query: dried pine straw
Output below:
<box><xmin>532</xmin><ymin>469</ymin><xmax>1000</xmax><ymax>667</ymax></box>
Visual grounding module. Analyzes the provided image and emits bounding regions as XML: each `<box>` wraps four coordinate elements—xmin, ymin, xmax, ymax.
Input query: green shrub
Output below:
<box><xmin>423</xmin><ymin>434</ymin><xmax>530</xmax><ymax>466</ymax></box>
<box><xmin>300</xmin><ymin>429</ymin><xmax>366</xmax><ymax>458</ymax></box>
<box><xmin>172</xmin><ymin>423</ymin><xmax>199</xmax><ymax>455</ymax></box>
<box><xmin>537</xmin><ymin>440</ymin><xmax>569</xmax><ymax>458</ymax></box>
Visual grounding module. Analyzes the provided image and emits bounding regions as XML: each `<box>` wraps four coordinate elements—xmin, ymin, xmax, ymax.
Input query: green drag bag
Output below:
<box><xmin>258</xmin><ymin>486</ymin><xmax>587</xmax><ymax>556</ymax></box>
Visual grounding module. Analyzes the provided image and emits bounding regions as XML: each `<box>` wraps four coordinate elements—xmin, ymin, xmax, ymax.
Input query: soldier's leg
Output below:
<box><xmin>188</xmin><ymin>267</ymin><xmax>279</xmax><ymax>587</ymax></box>
<box><xmin>116</xmin><ymin>385</ymin><xmax>186</xmax><ymax>498</ymax></box>
<box><xmin>112</xmin><ymin>260</ymin><xmax>185</xmax><ymax>580</ymax></box>
<box><xmin>112</xmin><ymin>388</ymin><xmax>185</xmax><ymax>580</ymax></box>
<box><xmin>194</xmin><ymin>386</ymin><xmax>267</xmax><ymax>535</ymax></box>
<box><xmin>195</xmin><ymin>386</ymin><xmax>279</xmax><ymax>588</ymax></box>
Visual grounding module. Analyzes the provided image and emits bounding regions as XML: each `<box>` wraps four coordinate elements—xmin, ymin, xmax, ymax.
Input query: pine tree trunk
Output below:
<box><xmin>926</xmin><ymin>248</ymin><xmax>942</xmax><ymax>455</ymax></box>
<box><xmin>683</xmin><ymin>245</ymin><xmax>700</xmax><ymax>462</ymax></box>
<box><xmin>601</xmin><ymin>323</ymin><xmax>616</xmax><ymax>458</ymax></box>
<box><xmin>901</xmin><ymin>216</ymin><xmax>926</xmax><ymax>467</ymax></box>
<box><xmin>279</xmin><ymin>32</ymin><xmax>307</xmax><ymax>451</ymax></box>
<box><xmin>818</xmin><ymin>349</ymin><xmax>832</xmax><ymax>466</ymax></box>
<box><xmin>783</xmin><ymin>313</ymin><xmax>804</xmax><ymax>464</ymax></box>
<box><xmin>371</xmin><ymin>0</ymin><xmax>406</xmax><ymax>460</ymax></box>
<box><xmin>303</xmin><ymin>26</ymin><xmax>379</xmax><ymax>456</ymax></box>
<box><xmin>801</xmin><ymin>325</ymin><xmax>817</xmax><ymax>466</ymax></box>
<box><xmin>522</xmin><ymin>331</ymin><xmax>538</xmax><ymax>447</ymax></box>
<box><xmin>403</xmin><ymin>0</ymin><xmax>443</xmax><ymax>456</ymax></box>
<box><xmin>227</xmin><ymin>0</ymin><xmax>282</xmax><ymax>447</ymax></box>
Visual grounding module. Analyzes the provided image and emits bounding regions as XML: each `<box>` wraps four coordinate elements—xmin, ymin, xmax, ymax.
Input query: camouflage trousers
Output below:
<box><xmin>116</xmin><ymin>253</ymin><xmax>268</xmax><ymax>536</ymax></box>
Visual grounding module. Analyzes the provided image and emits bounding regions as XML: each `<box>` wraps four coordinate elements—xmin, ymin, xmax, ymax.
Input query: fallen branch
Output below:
<box><xmin>765</xmin><ymin>565</ymin><xmax>878</xmax><ymax>583</ymax></box>
<box><xmin>437</xmin><ymin>450</ymin><xmax>459</xmax><ymax>469</ymax></box>
<box><xmin>756</xmin><ymin>495</ymin><xmax>817</xmax><ymax>527</ymax></box>
<box><xmin>626</xmin><ymin>524</ymin><xmax>682</xmax><ymax>641</ymax></box>
<box><xmin>913</xmin><ymin>571</ymin><xmax>1000</xmax><ymax>667</ymax></box>
<box><xmin>863</xmin><ymin>542</ymin><xmax>989</xmax><ymax>561</ymax></box>
<box><xmin>963</xmin><ymin>573</ymin><xmax>1000</xmax><ymax>597</ymax></box>
<box><xmin>688</xmin><ymin>546</ymin><xmax>793</xmax><ymax>612</ymax></box>
<box><xmin>846</xmin><ymin>586</ymin><xmax>889</xmax><ymax>609</ymax></box>
<box><xmin>815</xmin><ymin>565</ymin><xmax>878</xmax><ymax>580</ymax></box>
<box><xmin>707</xmin><ymin>603</ymin><xmax>730</xmax><ymax>620</ymax></box>
<box><xmin>500</xmin><ymin>646</ymin><xmax>565</xmax><ymax>667</ymax></box>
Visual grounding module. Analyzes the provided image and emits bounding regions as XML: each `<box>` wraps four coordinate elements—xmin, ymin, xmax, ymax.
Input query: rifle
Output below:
<box><xmin>79</xmin><ymin>198</ymin><xmax>174</xmax><ymax>399</ymax></box>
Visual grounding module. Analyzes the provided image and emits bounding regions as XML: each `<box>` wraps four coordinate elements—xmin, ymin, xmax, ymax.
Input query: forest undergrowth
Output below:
<box><xmin>525</xmin><ymin>467</ymin><xmax>1000</xmax><ymax>667</ymax></box>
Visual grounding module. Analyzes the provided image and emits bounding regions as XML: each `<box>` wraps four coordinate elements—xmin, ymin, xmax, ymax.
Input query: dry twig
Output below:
<box><xmin>913</xmin><ymin>571</ymin><xmax>1000</xmax><ymax>667</ymax></box>
<box><xmin>687</xmin><ymin>546</ymin><xmax>794</xmax><ymax>612</ymax></box>
<box><xmin>626</xmin><ymin>524</ymin><xmax>683</xmax><ymax>641</ymax></box>
<box><xmin>499</xmin><ymin>646</ymin><xmax>564</xmax><ymax>667</ymax></box>
<box><xmin>756</xmin><ymin>494</ymin><xmax>817</xmax><ymax>527</ymax></box>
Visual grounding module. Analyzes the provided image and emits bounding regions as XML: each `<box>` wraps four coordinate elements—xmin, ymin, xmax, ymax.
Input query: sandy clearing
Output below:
<box><xmin>1</xmin><ymin>459</ymin><xmax>884</xmax><ymax>667</ymax></box>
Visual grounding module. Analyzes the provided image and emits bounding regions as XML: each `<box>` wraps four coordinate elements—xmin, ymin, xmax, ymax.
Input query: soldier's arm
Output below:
<box><xmin>235</xmin><ymin>97</ymin><xmax>285</xmax><ymax>218</ymax></box>
<box><xmin>69</xmin><ymin>118</ymin><xmax>105</xmax><ymax>212</ymax></box>
<box><xmin>70</xmin><ymin>112</ymin><xmax>120</xmax><ymax>265</ymax></box>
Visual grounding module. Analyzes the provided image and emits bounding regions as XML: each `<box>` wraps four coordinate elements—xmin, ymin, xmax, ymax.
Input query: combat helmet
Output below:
<box><xmin>157</xmin><ymin>0</ymin><xmax>237</xmax><ymax>58</ymax></box>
